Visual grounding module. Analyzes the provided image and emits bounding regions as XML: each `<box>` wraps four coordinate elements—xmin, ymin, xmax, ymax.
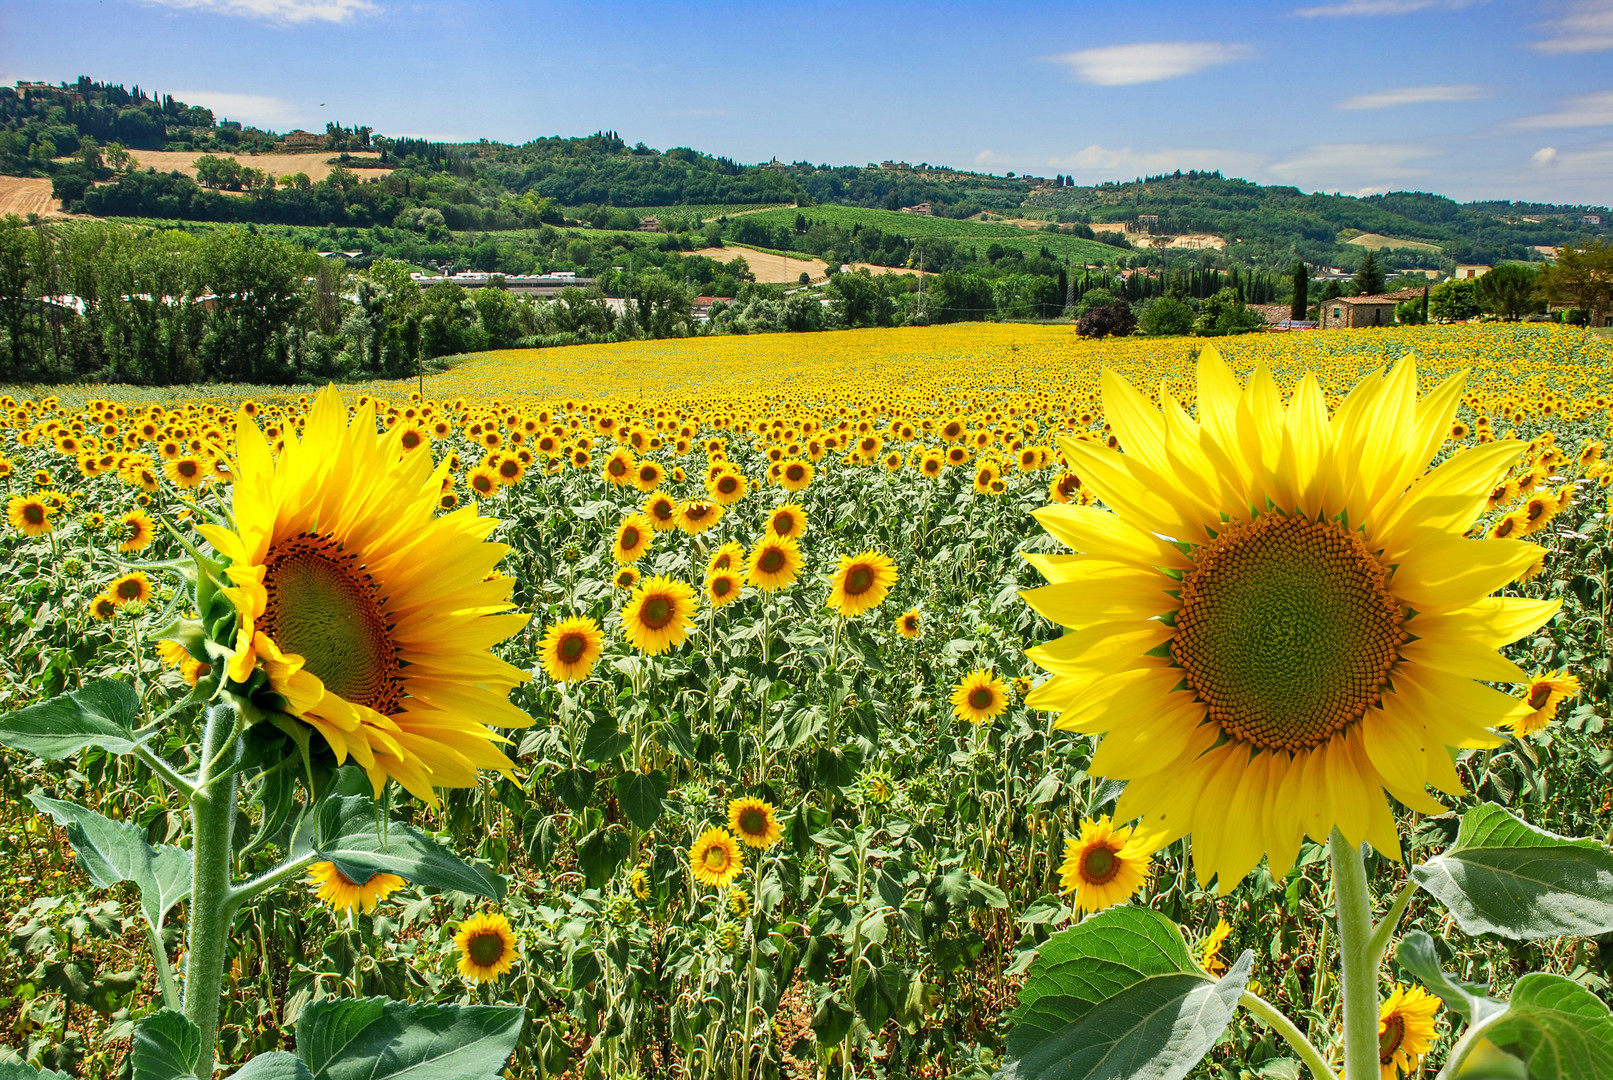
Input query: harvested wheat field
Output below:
<box><xmin>0</xmin><ymin>175</ymin><xmax>65</xmax><ymax>217</ymax></box>
<box><xmin>691</xmin><ymin>245</ymin><xmax>926</xmax><ymax>283</ymax></box>
<box><xmin>124</xmin><ymin>149</ymin><xmax>390</xmax><ymax>182</ymax></box>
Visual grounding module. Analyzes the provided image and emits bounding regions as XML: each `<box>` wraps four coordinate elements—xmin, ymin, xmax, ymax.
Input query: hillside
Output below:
<box><xmin>2</xmin><ymin>76</ymin><xmax>1607</xmax><ymax>276</ymax></box>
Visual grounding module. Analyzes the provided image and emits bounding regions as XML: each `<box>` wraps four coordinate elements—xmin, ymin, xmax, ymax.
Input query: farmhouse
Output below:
<box><xmin>1582</xmin><ymin>214</ymin><xmax>1603</xmax><ymax>226</ymax></box>
<box><xmin>899</xmin><ymin>203</ymin><xmax>933</xmax><ymax>216</ymax></box>
<box><xmin>1453</xmin><ymin>264</ymin><xmax>1491</xmax><ymax>280</ymax></box>
<box><xmin>1319</xmin><ymin>288</ymin><xmax>1424</xmax><ymax>329</ymax></box>
<box><xmin>281</xmin><ymin>130</ymin><xmax>324</xmax><ymax>151</ymax></box>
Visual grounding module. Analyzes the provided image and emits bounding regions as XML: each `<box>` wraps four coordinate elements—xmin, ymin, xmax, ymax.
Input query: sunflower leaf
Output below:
<box><xmin>25</xmin><ymin>791</ymin><xmax>191</xmax><ymax>934</ymax></box>
<box><xmin>1000</xmin><ymin>906</ymin><xmax>1248</xmax><ymax>1080</ymax></box>
<box><xmin>129</xmin><ymin>1009</ymin><xmax>201</xmax><ymax>1080</ymax></box>
<box><xmin>615</xmin><ymin>770</ymin><xmax>667</xmax><ymax>829</ymax></box>
<box><xmin>312</xmin><ymin>794</ymin><xmax>503</xmax><ymax>900</ymax></box>
<box><xmin>295</xmin><ymin>996</ymin><xmax>523</xmax><ymax>1080</ymax></box>
<box><xmin>226</xmin><ymin>1052</ymin><xmax>312</xmax><ymax>1080</ymax></box>
<box><xmin>1479</xmin><ymin>973</ymin><xmax>1613</xmax><ymax>1080</ymax></box>
<box><xmin>1394</xmin><ymin>930</ymin><xmax>1507</xmax><ymax>1026</ymax></box>
<box><xmin>0</xmin><ymin>679</ymin><xmax>143</xmax><ymax>760</ymax></box>
<box><xmin>1411</xmin><ymin>803</ymin><xmax>1613</xmax><ymax>940</ymax></box>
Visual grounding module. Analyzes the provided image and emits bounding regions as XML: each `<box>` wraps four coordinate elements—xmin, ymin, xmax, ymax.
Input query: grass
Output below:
<box><xmin>734</xmin><ymin>205</ymin><xmax>1123</xmax><ymax>265</ymax></box>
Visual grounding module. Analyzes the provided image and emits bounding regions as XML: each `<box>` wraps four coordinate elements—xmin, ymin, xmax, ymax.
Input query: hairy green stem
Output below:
<box><xmin>1240</xmin><ymin>992</ymin><xmax>1338</xmax><ymax>1080</ymax></box>
<box><xmin>183</xmin><ymin>703</ymin><xmax>240</xmax><ymax>1078</ymax></box>
<box><xmin>1331</xmin><ymin>830</ymin><xmax>1380</xmax><ymax>1080</ymax></box>
<box><xmin>1364</xmin><ymin>876</ymin><xmax>1419</xmax><ymax>963</ymax></box>
<box><xmin>146</xmin><ymin>922</ymin><xmax>181</xmax><ymax>1011</ymax></box>
<box><xmin>131</xmin><ymin>742</ymin><xmax>196</xmax><ymax>799</ymax></box>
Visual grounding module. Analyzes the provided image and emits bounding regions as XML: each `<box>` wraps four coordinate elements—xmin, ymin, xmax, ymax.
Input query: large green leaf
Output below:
<box><xmin>229</xmin><ymin>1053</ymin><xmax>313</xmax><ymax>1079</ymax></box>
<box><xmin>0</xmin><ymin>1064</ymin><xmax>73</xmax><ymax>1079</ymax></box>
<box><xmin>1482</xmin><ymin>973</ymin><xmax>1613</xmax><ymax>1080</ymax></box>
<box><xmin>0</xmin><ymin>680</ymin><xmax>142</xmax><ymax>759</ymax></box>
<box><xmin>615</xmin><ymin>771</ymin><xmax>667</xmax><ymax>829</ymax></box>
<box><xmin>311</xmin><ymin>795</ymin><xmax>502</xmax><ymax>899</ymax></box>
<box><xmin>1412</xmin><ymin>804</ymin><xmax>1613</xmax><ymax>939</ymax></box>
<box><xmin>297</xmin><ymin>997</ymin><xmax>523</xmax><ymax>1080</ymax></box>
<box><xmin>1001</xmin><ymin>906</ymin><xmax>1249</xmax><ymax>1080</ymax></box>
<box><xmin>26</xmin><ymin>792</ymin><xmax>190</xmax><ymax>932</ymax></box>
<box><xmin>130</xmin><ymin>1009</ymin><xmax>201</xmax><ymax>1080</ymax></box>
<box><xmin>1395</xmin><ymin>931</ymin><xmax>1508</xmax><ymax>1025</ymax></box>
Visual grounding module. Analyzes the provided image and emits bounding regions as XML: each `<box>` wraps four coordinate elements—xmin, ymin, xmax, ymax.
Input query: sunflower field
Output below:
<box><xmin>0</xmin><ymin>322</ymin><xmax>1610</xmax><ymax>1080</ymax></box>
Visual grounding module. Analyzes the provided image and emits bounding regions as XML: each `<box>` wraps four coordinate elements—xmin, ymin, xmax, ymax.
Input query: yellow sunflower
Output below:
<box><xmin>118</xmin><ymin>508</ymin><xmax>155</xmax><ymax>552</ymax></box>
<box><xmin>1511</xmin><ymin>670</ymin><xmax>1581</xmax><ymax>736</ymax></box>
<box><xmin>765</xmin><ymin>502</ymin><xmax>807</xmax><ymax>540</ymax></box>
<box><xmin>156</xmin><ymin>638</ymin><xmax>210</xmax><ymax>686</ymax></box>
<box><xmin>642</xmin><ymin>490</ymin><xmax>679</xmax><ymax>531</ymax></box>
<box><xmin>951</xmin><ymin>668</ymin><xmax>1008</xmax><ymax>725</ymax></box>
<box><xmin>778</xmin><ymin>459</ymin><xmax>814</xmax><ymax>491</ymax></box>
<box><xmin>1057</xmin><ymin>816</ymin><xmax>1154</xmax><ymax>915</ymax></box>
<box><xmin>727</xmin><ymin>797</ymin><xmax>782</xmax><ymax>848</ymax></box>
<box><xmin>707</xmin><ymin>469</ymin><xmax>748</xmax><ymax>505</ymax></box>
<box><xmin>602</xmin><ymin>447</ymin><xmax>636</xmax><ymax>487</ymax></box>
<box><xmin>1196</xmin><ymin>916</ymin><xmax>1233</xmax><ymax>975</ymax></box>
<box><xmin>539</xmin><ymin>616</ymin><xmax>604</xmax><ymax>683</ymax></box>
<box><xmin>1377</xmin><ymin>985</ymin><xmax>1440</xmax><ymax>1079</ymax></box>
<box><xmin>613</xmin><ymin>566</ymin><xmax>641</xmax><ymax>590</ymax></box>
<box><xmin>107</xmin><ymin>571</ymin><xmax>152</xmax><ymax>606</ymax></box>
<box><xmin>747</xmin><ymin>534</ymin><xmax>802</xmax><ymax>592</ymax></box>
<box><xmin>895</xmin><ymin>608</ymin><xmax>922</xmax><ymax>639</ymax></box>
<box><xmin>165</xmin><ymin>455</ymin><xmax>209</xmax><ymax>490</ymax></box>
<box><xmin>6</xmin><ymin>494</ymin><xmax>53</xmax><ymax>537</ymax></box>
<box><xmin>707</xmin><ymin>541</ymin><xmax>745</xmax><ymax>575</ymax></box>
<box><xmin>1023</xmin><ymin>351</ymin><xmax>1552</xmax><ymax>890</ymax></box>
<box><xmin>676</xmin><ymin>499</ymin><xmax>723</xmax><ymax>535</ymax></box>
<box><xmin>88</xmin><ymin>593</ymin><xmax>120</xmax><ymax>621</ymax></box>
<box><xmin>455</xmin><ymin>911</ymin><xmax>519</xmax><ymax>983</ymax></box>
<box><xmin>307</xmin><ymin>860</ymin><xmax>406</xmax><ymax>913</ymax></box>
<box><xmin>705</xmin><ymin>569</ymin><xmax>743</xmax><ymax>608</ymax></box>
<box><xmin>467</xmin><ymin>465</ymin><xmax>499</xmax><ymax>500</ymax></box>
<box><xmin>621</xmin><ymin>575</ymin><xmax>697</xmax><ymax>654</ymax></box>
<box><xmin>633</xmin><ymin>459</ymin><xmax>666</xmax><ymax>491</ymax></box>
<box><xmin>689</xmin><ymin>827</ymin><xmax>744</xmax><ymax>888</ymax></box>
<box><xmin>826</xmin><ymin>550</ymin><xmax>898</xmax><ymax>618</ymax></box>
<box><xmin>197</xmin><ymin>387</ymin><xmax>532</xmax><ymax>804</ymax></box>
<box><xmin>612</xmin><ymin>514</ymin><xmax>655</xmax><ymax>564</ymax></box>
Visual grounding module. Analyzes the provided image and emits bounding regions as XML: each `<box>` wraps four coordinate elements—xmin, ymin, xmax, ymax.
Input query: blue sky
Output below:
<box><xmin>3</xmin><ymin>0</ymin><xmax>1611</xmax><ymax>206</ymax></box>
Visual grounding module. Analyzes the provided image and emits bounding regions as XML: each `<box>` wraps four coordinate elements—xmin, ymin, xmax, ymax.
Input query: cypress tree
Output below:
<box><xmin>1290</xmin><ymin>262</ymin><xmax>1309</xmax><ymax>321</ymax></box>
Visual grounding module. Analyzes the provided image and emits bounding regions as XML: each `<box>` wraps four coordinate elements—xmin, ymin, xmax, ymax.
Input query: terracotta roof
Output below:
<box><xmin>1338</xmin><ymin>287</ymin><xmax>1424</xmax><ymax>304</ymax></box>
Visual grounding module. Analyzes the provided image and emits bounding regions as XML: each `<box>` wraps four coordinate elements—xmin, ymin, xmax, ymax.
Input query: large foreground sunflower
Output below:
<box><xmin>198</xmin><ymin>387</ymin><xmax>532</xmax><ymax>803</ymax></box>
<box><xmin>1023</xmin><ymin>351</ymin><xmax>1553</xmax><ymax>889</ymax></box>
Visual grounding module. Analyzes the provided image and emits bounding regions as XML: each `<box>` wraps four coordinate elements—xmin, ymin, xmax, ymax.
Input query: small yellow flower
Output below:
<box><xmin>455</xmin><ymin>911</ymin><xmax>518</xmax><ymax>983</ymax></box>
<box><xmin>307</xmin><ymin>861</ymin><xmax>406</xmax><ymax>913</ymax></box>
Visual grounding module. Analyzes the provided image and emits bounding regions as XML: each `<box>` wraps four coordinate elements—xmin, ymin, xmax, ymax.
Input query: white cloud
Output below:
<box><xmin>1531</xmin><ymin>1</ymin><xmax>1613</xmax><ymax>54</ymax></box>
<box><xmin>1266</xmin><ymin>143</ymin><xmax>1433</xmax><ymax>189</ymax></box>
<box><xmin>140</xmin><ymin>0</ymin><xmax>379</xmax><ymax>23</ymax></box>
<box><xmin>168</xmin><ymin>90</ymin><xmax>302</xmax><ymax>128</ymax></box>
<box><xmin>1335</xmin><ymin>84</ymin><xmax>1487</xmax><ymax>110</ymax></box>
<box><xmin>975</xmin><ymin>149</ymin><xmax>1005</xmax><ymax>164</ymax></box>
<box><xmin>1510</xmin><ymin>90</ymin><xmax>1613</xmax><ymax>128</ymax></box>
<box><xmin>1295</xmin><ymin>0</ymin><xmax>1482</xmax><ymax>15</ymax></box>
<box><xmin>1049</xmin><ymin>42</ymin><xmax>1252</xmax><ymax>86</ymax></box>
<box><xmin>1532</xmin><ymin>146</ymin><xmax>1559</xmax><ymax>165</ymax></box>
<box><xmin>1047</xmin><ymin>144</ymin><xmax>1265</xmax><ymax>179</ymax></box>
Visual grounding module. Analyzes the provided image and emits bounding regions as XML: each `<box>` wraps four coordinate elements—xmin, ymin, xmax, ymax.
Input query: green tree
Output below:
<box><xmin>826</xmin><ymin>269</ymin><xmax>890</xmax><ymax>328</ymax></box>
<box><xmin>1195</xmin><ymin>287</ymin><xmax>1266</xmax><ymax>335</ymax></box>
<box><xmin>1350</xmin><ymin>250</ymin><xmax>1384</xmax><ymax>296</ymax></box>
<box><xmin>1538</xmin><ymin>239</ymin><xmax>1613</xmax><ymax>326</ymax></box>
<box><xmin>1290</xmin><ymin>262</ymin><xmax>1309</xmax><ymax>321</ymax></box>
<box><xmin>924</xmin><ymin>271</ymin><xmax>994</xmax><ymax>324</ymax></box>
<box><xmin>1429</xmin><ymin>279</ymin><xmax>1481</xmax><ymax>322</ymax></box>
<box><xmin>195</xmin><ymin>228</ymin><xmax>308</xmax><ymax>381</ymax></box>
<box><xmin>1474</xmin><ymin>263</ymin><xmax>1543</xmax><ymax>320</ymax></box>
<box><xmin>1137</xmin><ymin>295</ymin><xmax>1194</xmax><ymax>336</ymax></box>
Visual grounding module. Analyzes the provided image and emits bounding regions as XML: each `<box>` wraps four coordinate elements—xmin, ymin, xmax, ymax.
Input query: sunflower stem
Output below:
<box><xmin>1239</xmin><ymin>991</ymin><xmax>1339</xmax><ymax>1080</ymax></box>
<box><xmin>1364</xmin><ymin>876</ymin><xmax>1419</xmax><ymax>964</ymax></box>
<box><xmin>183</xmin><ymin>702</ymin><xmax>241</xmax><ymax>1079</ymax></box>
<box><xmin>1331</xmin><ymin>830</ymin><xmax>1380</xmax><ymax>1080</ymax></box>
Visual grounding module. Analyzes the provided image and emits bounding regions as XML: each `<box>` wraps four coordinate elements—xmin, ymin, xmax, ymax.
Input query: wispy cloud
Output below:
<box><xmin>1049</xmin><ymin>42</ymin><xmax>1252</xmax><ymax>86</ymax></box>
<box><xmin>975</xmin><ymin>149</ymin><xmax>1007</xmax><ymax>165</ymax></box>
<box><xmin>1531</xmin><ymin>0</ymin><xmax>1613</xmax><ymax>54</ymax></box>
<box><xmin>1266</xmin><ymin>143</ymin><xmax>1433</xmax><ymax>189</ymax></box>
<box><xmin>1335</xmin><ymin>84</ymin><xmax>1487</xmax><ymax>110</ymax></box>
<box><xmin>1532</xmin><ymin>146</ymin><xmax>1558</xmax><ymax>166</ymax></box>
<box><xmin>140</xmin><ymin>0</ymin><xmax>380</xmax><ymax>23</ymax></box>
<box><xmin>168</xmin><ymin>90</ymin><xmax>303</xmax><ymax>128</ymax></box>
<box><xmin>1047</xmin><ymin>144</ymin><xmax>1265</xmax><ymax>178</ymax></box>
<box><xmin>1295</xmin><ymin>0</ymin><xmax>1482</xmax><ymax>16</ymax></box>
<box><xmin>1509</xmin><ymin>90</ymin><xmax>1613</xmax><ymax>128</ymax></box>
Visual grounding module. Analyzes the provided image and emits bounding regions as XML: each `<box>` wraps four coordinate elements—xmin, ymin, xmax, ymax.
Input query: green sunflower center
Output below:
<box><xmin>1379</xmin><ymin>1014</ymin><xmax>1405</xmax><ymax>1062</ymax></box>
<box><xmin>1173</xmin><ymin>514</ymin><xmax>1405</xmax><ymax>752</ymax></box>
<box><xmin>557</xmin><ymin>632</ymin><xmax>588</xmax><ymax>663</ymax></box>
<box><xmin>968</xmin><ymin>686</ymin><xmax>995</xmax><ymax>711</ymax></box>
<box><xmin>738</xmin><ymin>807</ymin><xmax>768</xmax><ymax>836</ymax></box>
<box><xmin>640</xmin><ymin>596</ymin><xmax>673</xmax><ymax>629</ymax></box>
<box><xmin>466</xmin><ymin>930</ymin><xmax>506</xmax><ymax>968</ymax></box>
<box><xmin>1080</xmin><ymin>844</ymin><xmax>1119</xmax><ymax>884</ymax></box>
<box><xmin>758</xmin><ymin>548</ymin><xmax>786</xmax><ymax>574</ymax></box>
<box><xmin>704</xmin><ymin>845</ymin><xmax>730</xmax><ymax>870</ymax></box>
<box><xmin>261</xmin><ymin>533</ymin><xmax>401</xmax><ymax>713</ymax></box>
<box><xmin>845</xmin><ymin>565</ymin><xmax>875</xmax><ymax>596</ymax></box>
